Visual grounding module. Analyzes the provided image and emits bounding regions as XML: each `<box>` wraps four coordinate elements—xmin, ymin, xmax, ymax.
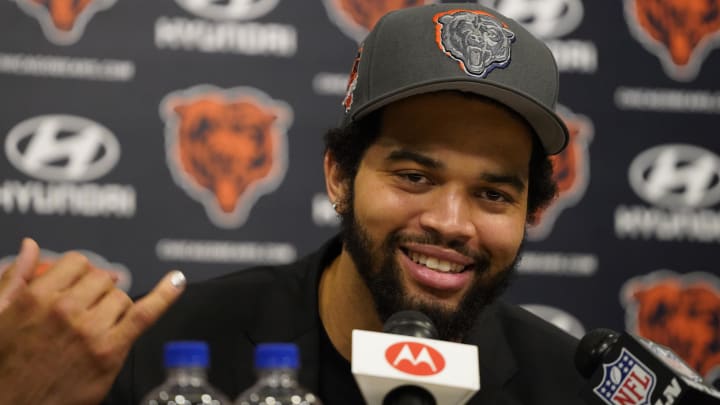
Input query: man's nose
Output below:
<box><xmin>418</xmin><ymin>188</ymin><xmax>476</xmax><ymax>243</ymax></box>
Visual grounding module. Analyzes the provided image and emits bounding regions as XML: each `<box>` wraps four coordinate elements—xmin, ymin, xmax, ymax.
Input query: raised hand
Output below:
<box><xmin>0</xmin><ymin>239</ymin><xmax>186</xmax><ymax>405</ymax></box>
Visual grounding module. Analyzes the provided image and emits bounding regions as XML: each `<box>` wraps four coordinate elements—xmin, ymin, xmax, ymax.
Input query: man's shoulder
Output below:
<box><xmin>493</xmin><ymin>301</ymin><xmax>585</xmax><ymax>401</ymax></box>
<box><xmin>183</xmin><ymin>259</ymin><xmax>311</xmax><ymax>301</ymax></box>
<box><xmin>495</xmin><ymin>300</ymin><xmax>580</xmax><ymax>350</ymax></box>
<box><xmin>158</xmin><ymin>251</ymin><xmax>321</xmax><ymax>331</ymax></box>
<box><xmin>176</xmin><ymin>235</ymin><xmax>340</xmax><ymax>305</ymax></box>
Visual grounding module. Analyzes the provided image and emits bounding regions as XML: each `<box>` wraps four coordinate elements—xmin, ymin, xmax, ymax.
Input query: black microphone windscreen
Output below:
<box><xmin>574</xmin><ymin>328</ymin><xmax>620</xmax><ymax>379</ymax></box>
<box><xmin>382</xmin><ymin>385</ymin><xmax>437</xmax><ymax>405</ymax></box>
<box><xmin>383</xmin><ymin>310</ymin><xmax>438</xmax><ymax>339</ymax></box>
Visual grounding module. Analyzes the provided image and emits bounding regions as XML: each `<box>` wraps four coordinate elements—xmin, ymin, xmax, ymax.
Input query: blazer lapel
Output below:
<box><xmin>464</xmin><ymin>301</ymin><xmax>519</xmax><ymax>403</ymax></box>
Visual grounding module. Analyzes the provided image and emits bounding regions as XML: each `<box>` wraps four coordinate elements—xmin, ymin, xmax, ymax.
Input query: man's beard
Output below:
<box><xmin>340</xmin><ymin>194</ymin><xmax>519</xmax><ymax>342</ymax></box>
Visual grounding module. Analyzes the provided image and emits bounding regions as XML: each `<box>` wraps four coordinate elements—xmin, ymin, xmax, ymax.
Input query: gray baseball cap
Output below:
<box><xmin>341</xmin><ymin>3</ymin><xmax>568</xmax><ymax>155</ymax></box>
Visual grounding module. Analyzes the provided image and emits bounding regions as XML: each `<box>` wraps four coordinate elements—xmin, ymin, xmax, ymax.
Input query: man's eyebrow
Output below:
<box><xmin>385</xmin><ymin>149</ymin><xmax>444</xmax><ymax>169</ymax></box>
<box><xmin>385</xmin><ymin>148</ymin><xmax>526</xmax><ymax>191</ymax></box>
<box><xmin>480</xmin><ymin>173</ymin><xmax>526</xmax><ymax>192</ymax></box>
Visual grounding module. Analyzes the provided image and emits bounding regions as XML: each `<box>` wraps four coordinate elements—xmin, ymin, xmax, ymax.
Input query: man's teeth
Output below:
<box><xmin>409</xmin><ymin>251</ymin><xmax>465</xmax><ymax>273</ymax></box>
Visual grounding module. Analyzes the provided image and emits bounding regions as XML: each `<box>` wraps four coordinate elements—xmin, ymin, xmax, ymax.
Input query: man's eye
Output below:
<box><xmin>396</xmin><ymin>172</ymin><xmax>431</xmax><ymax>185</ymax></box>
<box><xmin>402</xmin><ymin>173</ymin><xmax>427</xmax><ymax>183</ymax></box>
<box><xmin>479</xmin><ymin>189</ymin><xmax>509</xmax><ymax>202</ymax></box>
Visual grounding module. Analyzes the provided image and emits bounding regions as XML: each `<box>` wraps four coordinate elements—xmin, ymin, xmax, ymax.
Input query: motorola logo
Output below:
<box><xmin>385</xmin><ymin>341</ymin><xmax>446</xmax><ymax>376</ymax></box>
<box><xmin>174</xmin><ymin>0</ymin><xmax>280</xmax><ymax>20</ymax></box>
<box><xmin>628</xmin><ymin>144</ymin><xmax>720</xmax><ymax>209</ymax></box>
<box><xmin>5</xmin><ymin>115</ymin><xmax>120</xmax><ymax>183</ymax></box>
<box><xmin>477</xmin><ymin>0</ymin><xmax>584</xmax><ymax>38</ymax></box>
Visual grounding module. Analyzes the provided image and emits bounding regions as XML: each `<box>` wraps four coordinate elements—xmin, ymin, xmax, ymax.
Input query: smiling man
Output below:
<box><xmin>103</xmin><ymin>3</ymin><xmax>585</xmax><ymax>405</ymax></box>
<box><xmin>322</xmin><ymin>92</ymin><xmax>537</xmax><ymax>350</ymax></box>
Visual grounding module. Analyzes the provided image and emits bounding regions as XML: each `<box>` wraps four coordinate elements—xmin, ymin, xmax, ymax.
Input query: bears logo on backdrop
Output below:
<box><xmin>434</xmin><ymin>9</ymin><xmax>516</xmax><ymax>78</ymax></box>
<box><xmin>621</xmin><ymin>271</ymin><xmax>720</xmax><ymax>386</ymax></box>
<box><xmin>528</xmin><ymin>105</ymin><xmax>593</xmax><ymax>240</ymax></box>
<box><xmin>12</xmin><ymin>0</ymin><xmax>116</xmax><ymax>45</ymax></box>
<box><xmin>161</xmin><ymin>86</ymin><xmax>292</xmax><ymax>229</ymax></box>
<box><xmin>323</xmin><ymin>0</ymin><xmax>436</xmax><ymax>42</ymax></box>
<box><xmin>0</xmin><ymin>249</ymin><xmax>132</xmax><ymax>292</ymax></box>
<box><xmin>624</xmin><ymin>0</ymin><xmax>720</xmax><ymax>81</ymax></box>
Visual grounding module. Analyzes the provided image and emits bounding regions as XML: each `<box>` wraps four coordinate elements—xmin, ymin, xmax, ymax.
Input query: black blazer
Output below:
<box><xmin>105</xmin><ymin>237</ymin><xmax>587</xmax><ymax>404</ymax></box>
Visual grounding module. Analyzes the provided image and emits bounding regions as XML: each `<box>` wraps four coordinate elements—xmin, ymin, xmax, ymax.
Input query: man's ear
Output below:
<box><xmin>324</xmin><ymin>151</ymin><xmax>349</xmax><ymax>213</ymax></box>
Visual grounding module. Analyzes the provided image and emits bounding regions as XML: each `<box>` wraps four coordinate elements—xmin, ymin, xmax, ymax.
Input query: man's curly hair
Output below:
<box><xmin>323</xmin><ymin>92</ymin><xmax>558</xmax><ymax>224</ymax></box>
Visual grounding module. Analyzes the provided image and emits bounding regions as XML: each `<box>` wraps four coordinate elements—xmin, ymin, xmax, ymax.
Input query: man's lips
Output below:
<box><xmin>398</xmin><ymin>244</ymin><xmax>475</xmax><ymax>292</ymax></box>
<box><xmin>402</xmin><ymin>243</ymin><xmax>474</xmax><ymax>268</ymax></box>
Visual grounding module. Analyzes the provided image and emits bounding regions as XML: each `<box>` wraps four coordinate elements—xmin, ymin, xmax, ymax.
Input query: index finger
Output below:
<box><xmin>0</xmin><ymin>238</ymin><xmax>40</xmax><ymax>311</ymax></box>
<box><xmin>0</xmin><ymin>238</ymin><xmax>39</xmax><ymax>285</ymax></box>
<box><xmin>112</xmin><ymin>270</ymin><xmax>186</xmax><ymax>344</ymax></box>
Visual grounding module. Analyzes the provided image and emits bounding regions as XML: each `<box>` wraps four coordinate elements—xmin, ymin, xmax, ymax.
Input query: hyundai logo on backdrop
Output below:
<box><xmin>173</xmin><ymin>0</ymin><xmax>280</xmax><ymax>21</ymax></box>
<box><xmin>1</xmin><ymin>115</ymin><xmax>136</xmax><ymax>218</ymax></box>
<box><xmin>628</xmin><ymin>144</ymin><xmax>720</xmax><ymax>209</ymax></box>
<box><xmin>479</xmin><ymin>0</ymin><xmax>584</xmax><ymax>38</ymax></box>
<box><xmin>5</xmin><ymin>115</ymin><xmax>120</xmax><ymax>183</ymax></box>
<box><xmin>477</xmin><ymin>0</ymin><xmax>597</xmax><ymax>73</ymax></box>
<box><xmin>155</xmin><ymin>0</ymin><xmax>297</xmax><ymax>56</ymax></box>
<box><xmin>615</xmin><ymin>144</ymin><xmax>720</xmax><ymax>243</ymax></box>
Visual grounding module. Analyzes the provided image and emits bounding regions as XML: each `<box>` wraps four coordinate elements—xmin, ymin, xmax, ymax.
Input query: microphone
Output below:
<box><xmin>352</xmin><ymin>310</ymin><xmax>480</xmax><ymax>405</ymax></box>
<box><xmin>575</xmin><ymin>328</ymin><xmax>720</xmax><ymax>405</ymax></box>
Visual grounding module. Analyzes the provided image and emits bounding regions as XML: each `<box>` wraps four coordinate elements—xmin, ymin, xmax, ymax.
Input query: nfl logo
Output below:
<box><xmin>593</xmin><ymin>348</ymin><xmax>657</xmax><ymax>405</ymax></box>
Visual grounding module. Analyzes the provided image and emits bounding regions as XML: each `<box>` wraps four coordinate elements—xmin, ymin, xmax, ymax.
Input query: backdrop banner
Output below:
<box><xmin>1</xmin><ymin>0</ymin><xmax>719</xmax><ymax>387</ymax></box>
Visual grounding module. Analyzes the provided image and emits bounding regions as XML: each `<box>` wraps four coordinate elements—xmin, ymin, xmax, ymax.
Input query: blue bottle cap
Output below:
<box><xmin>164</xmin><ymin>341</ymin><xmax>209</xmax><ymax>368</ymax></box>
<box><xmin>255</xmin><ymin>343</ymin><xmax>299</xmax><ymax>369</ymax></box>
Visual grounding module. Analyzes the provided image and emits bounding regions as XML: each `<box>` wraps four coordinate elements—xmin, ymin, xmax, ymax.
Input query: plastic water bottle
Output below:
<box><xmin>235</xmin><ymin>343</ymin><xmax>322</xmax><ymax>405</ymax></box>
<box><xmin>141</xmin><ymin>341</ymin><xmax>231</xmax><ymax>405</ymax></box>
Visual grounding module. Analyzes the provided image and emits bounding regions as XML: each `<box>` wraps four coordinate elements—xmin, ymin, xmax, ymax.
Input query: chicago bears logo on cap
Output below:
<box><xmin>434</xmin><ymin>9</ymin><xmax>516</xmax><ymax>78</ymax></box>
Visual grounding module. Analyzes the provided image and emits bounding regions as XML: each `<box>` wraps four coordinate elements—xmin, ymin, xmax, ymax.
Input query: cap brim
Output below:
<box><xmin>351</xmin><ymin>80</ymin><xmax>569</xmax><ymax>155</ymax></box>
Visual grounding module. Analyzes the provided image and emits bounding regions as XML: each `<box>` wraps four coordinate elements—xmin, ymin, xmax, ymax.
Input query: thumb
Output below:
<box><xmin>0</xmin><ymin>238</ymin><xmax>40</xmax><ymax>312</ymax></box>
<box><xmin>115</xmin><ymin>270</ymin><xmax>186</xmax><ymax>343</ymax></box>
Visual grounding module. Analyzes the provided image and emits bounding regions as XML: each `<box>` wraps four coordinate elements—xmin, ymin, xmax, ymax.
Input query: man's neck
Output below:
<box><xmin>318</xmin><ymin>248</ymin><xmax>383</xmax><ymax>361</ymax></box>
